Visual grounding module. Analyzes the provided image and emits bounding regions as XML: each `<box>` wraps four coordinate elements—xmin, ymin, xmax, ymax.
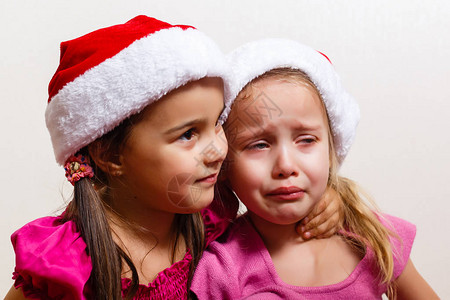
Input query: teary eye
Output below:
<box><xmin>247</xmin><ymin>141</ymin><xmax>269</xmax><ymax>150</ymax></box>
<box><xmin>301</xmin><ymin>137</ymin><xmax>316</xmax><ymax>144</ymax></box>
<box><xmin>295</xmin><ymin>134</ymin><xmax>318</xmax><ymax>145</ymax></box>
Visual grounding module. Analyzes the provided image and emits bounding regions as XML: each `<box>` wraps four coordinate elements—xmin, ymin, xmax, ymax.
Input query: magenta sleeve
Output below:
<box><xmin>379</xmin><ymin>213</ymin><xmax>416</xmax><ymax>280</ymax></box>
<box><xmin>11</xmin><ymin>216</ymin><xmax>92</xmax><ymax>300</ymax></box>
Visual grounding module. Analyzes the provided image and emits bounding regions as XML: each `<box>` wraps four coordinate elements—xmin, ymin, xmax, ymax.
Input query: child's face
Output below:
<box><xmin>116</xmin><ymin>77</ymin><xmax>227</xmax><ymax>214</ymax></box>
<box><xmin>224</xmin><ymin>78</ymin><xmax>329</xmax><ymax>225</ymax></box>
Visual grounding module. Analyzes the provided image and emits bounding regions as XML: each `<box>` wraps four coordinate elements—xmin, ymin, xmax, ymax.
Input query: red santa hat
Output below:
<box><xmin>46</xmin><ymin>15</ymin><xmax>230</xmax><ymax>165</ymax></box>
<box><xmin>223</xmin><ymin>39</ymin><xmax>360</xmax><ymax>163</ymax></box>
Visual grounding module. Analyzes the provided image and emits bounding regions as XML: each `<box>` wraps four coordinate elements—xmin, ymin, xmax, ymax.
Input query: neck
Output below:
<box><xmin>107</xmin><ymin>206</ymin><xmax>178</xmax><ymax>247</ymax></box>
<box><xmin>248</xmin><ymin>211</ymin><xmax>306</xmax><ymax>254</ymax></box>
<box><xmin>101</xmin><ymin>187</ymin><xmax>178</xmax><ymax>248</ymax></box>
<box><xmin>99</xmin><ymin>186</ymin><xmax>187</xmax><ymax>284</ymax></box>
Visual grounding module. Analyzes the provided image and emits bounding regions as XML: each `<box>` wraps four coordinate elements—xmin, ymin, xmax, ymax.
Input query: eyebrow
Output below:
<box><xmin>292</xmin><ymin>122</ymin><xmax>322</xmax><ymax>132</ymax></box>
<box><xmin>164</xmin><ymin>119</ymin><xmax>205</xmax><ymax>135</ymax></box>
<box><xmin>232</xmin><ymin>120</ymin><xmax>322</xmax><ymax>143</ymax></box>
<box><xmin>164</xmin><ymin>104</ymin><xmax>225</xmax><ymax>135</ymax></box>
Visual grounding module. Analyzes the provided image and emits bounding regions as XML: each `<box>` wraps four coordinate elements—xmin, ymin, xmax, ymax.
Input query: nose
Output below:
<box><xmin>201</xmin><ymin>124</ymin><xmax>228</xmax><ymax>167</ymax></box>
<box><xmin>272</xmin><ymin>145</ymin><xmax>298</xmax><ymax>179</ymax></box>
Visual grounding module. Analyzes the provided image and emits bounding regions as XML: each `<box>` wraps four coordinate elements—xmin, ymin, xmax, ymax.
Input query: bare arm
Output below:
<box><xmin>394</xmin><ymin>259</ymin><xmax>439</xmax><ymax>300</ymax></box>
<box><xmin>5</xmin><ymin>286</ymin><xmax>27</xmax><ymax>300</ymax></box>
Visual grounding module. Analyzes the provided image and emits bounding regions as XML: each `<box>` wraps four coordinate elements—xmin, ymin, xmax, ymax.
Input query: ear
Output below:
<box><xmin>88</xmin><ymin>141</ymin><xmax>124</xmax><ymax>177</ymax></box>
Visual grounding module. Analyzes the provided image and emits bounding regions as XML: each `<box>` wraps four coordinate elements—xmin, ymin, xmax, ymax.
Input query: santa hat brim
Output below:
<box><xmin>46</xmin><ymin>27</ymin><xmax>230</xmax><ymax>165</ymax></box>
<box><xmin>223</xmin><ymin>39</ymin><xmax>360</xmax><ymax>163</ymax></box>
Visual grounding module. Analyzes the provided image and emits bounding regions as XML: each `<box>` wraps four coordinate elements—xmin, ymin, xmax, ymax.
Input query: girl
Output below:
<box><xmin>191</xmin><ymin>39</ymin><xmax>439</xmax><ymax>299</ymax></box>
<box><xmin>6</xmin><ymin>18</ymin><xmax>340</xmax><ymax>299</ymax></box>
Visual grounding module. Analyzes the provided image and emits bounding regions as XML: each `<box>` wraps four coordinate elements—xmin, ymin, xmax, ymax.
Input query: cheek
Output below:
<box><xmin>164</xmin><ymin>148</ymin><xmax>197</xmax><ymax>170</ymax></box>
<box><xmin>307</xmin><ymin>147</ymin><xmax>330</xmax><ymax>194</ymax></box>
<box><xmin>227</xmin><ymin>155</ymin><xmax>263</xmax><ymax>194</ymax></box>
<box><xmin>317</xmin><ymin>161</ymin><xmax>330</xmax><ymax>192</ymax></box>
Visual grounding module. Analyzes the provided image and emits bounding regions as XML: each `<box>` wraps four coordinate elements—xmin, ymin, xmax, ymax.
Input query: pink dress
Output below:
<box><xmin>11</xmin><ymin>196</ymin><xmax>238</xmax><ymax>300</ymax></box>
<box><xmin>191</xmin><ymin>214</ymin><xmax>416</xmax><ymax>299</ymax></box>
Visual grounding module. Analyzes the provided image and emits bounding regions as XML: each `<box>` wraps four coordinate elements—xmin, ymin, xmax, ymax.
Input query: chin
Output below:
<box><xmin>190</xmin><ymin>194</ymin><xmax>215</xmax><ymax>213</ymax></box>
<box><xmin>271</xmin><ymin>208</ymin><xmax>309</xmax><ymax>224</ymax></box>
<box><xmin>264</xmin><ymin>213</ymin><xmax>304</xmax><ymax>226</ymax></box>
<box><xmin>273</xmin><ymin>218</ymin><xmax>303</xmax><ymax>226</ymax></box>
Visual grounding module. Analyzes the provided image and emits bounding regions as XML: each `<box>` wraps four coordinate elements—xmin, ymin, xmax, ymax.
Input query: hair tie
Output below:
<box><xmin>64</xmin><ymin>154</ymin><xmax>94</xmax><ymax>185</ymax></box>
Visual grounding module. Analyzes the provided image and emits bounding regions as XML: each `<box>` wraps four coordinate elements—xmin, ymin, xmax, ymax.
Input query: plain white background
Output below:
<box><xmin>1</xmin><ymin>0</ymin><xmax>449</xmax><ymax>297</ymax></box>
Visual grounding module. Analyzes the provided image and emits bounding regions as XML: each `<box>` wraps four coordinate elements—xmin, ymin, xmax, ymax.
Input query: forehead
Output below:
<box><xmin>139</xmin><ymin>77</ymin><xmax>224</xmax><ymax>123</ymax></box>
<box><xmin>224</xmin><ymin>78</ymin><xmax>330</xmax><ymax>153</ymax></box>
<box><xmin>229</xmin><ymin>77</ymin><xmax>326</xmax><ymax>125</ymax></box>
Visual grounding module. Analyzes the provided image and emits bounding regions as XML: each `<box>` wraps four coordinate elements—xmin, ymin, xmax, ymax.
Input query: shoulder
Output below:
<box><xmin>191</xmin><ymin>216</ymin><xmax>271</xmax><ymax>299</ymax></box>
<box><xmin>11</xmin><ymin>215</ymin><xmax>92</xmax><ymax>299</ymax></box>
<box><xmin>192</xmin><ymin>218</ymin><xmax>247</xmax><ymax>291</ymax></box>
<box><xmin>203</xmin><ymin>215</ymin><xmax>261</xmax><ymax>263</ymax></box>
<box><xmin>378</xmin><ymin>213</ymin><xmax>417</xmax><ymax>279</ymax></box>
<box><xmin>191</xmin><ymin>238</ymin><xmax>240</xmax><ymax>298</ymax></box>
<box><xmin>379</xmin><ymin>213</ymin><xmax>416</xmax><ymax>239</ymax></box>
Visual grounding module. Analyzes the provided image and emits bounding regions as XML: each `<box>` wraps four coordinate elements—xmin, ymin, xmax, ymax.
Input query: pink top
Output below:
<box><xmin>11</xmin><ymin>196</ymin><xmax>238</xmax><ymax>300</ymax></box>
<box><xmin>191</xmin><ymin>214</ymin><xmax>416</xmax><ymax>299</ymax></box>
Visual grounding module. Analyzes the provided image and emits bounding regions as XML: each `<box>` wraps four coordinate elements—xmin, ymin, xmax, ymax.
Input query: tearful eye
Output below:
<box><xmin>297</xmin><ymin>136</ymin><xmax>316</xmax><ymax>144</ymax></box>
<box><xmin>247</xmin><ymin>142</ymin><xmax>269</xmax><ymax>150</ymax></box>
<box><xmin>302</xmin><ymin>138</ymin><xmax>315</xmax><ymax>144</ymax></box>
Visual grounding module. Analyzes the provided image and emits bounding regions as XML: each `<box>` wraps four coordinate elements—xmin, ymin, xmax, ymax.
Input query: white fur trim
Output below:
<box><xmin>223</xmin><ymin>39</ymin><xmax>360</xmax><ymax>163</ymax></box>
<box><xmin>46</xmin><ymin>27</ymin><xmax>231</xmax><ymax>165</ymax></box>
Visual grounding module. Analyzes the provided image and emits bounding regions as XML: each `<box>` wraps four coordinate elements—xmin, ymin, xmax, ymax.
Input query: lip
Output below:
<box><xmin>266</xmin><ymin>186</ymin><xmax>305</xmax><ymax>201</ymax></box>
<box><xmin>195</xmin><ymin>173</ymin><xmax>218</xmax><ymax>185</ymax></box>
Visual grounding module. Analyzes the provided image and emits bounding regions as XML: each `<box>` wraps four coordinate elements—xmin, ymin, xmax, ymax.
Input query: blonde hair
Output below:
<box><xmin>234</xmin><ymin>67</ymin><xmax>398</xmax><ymax>298</ymax></box>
